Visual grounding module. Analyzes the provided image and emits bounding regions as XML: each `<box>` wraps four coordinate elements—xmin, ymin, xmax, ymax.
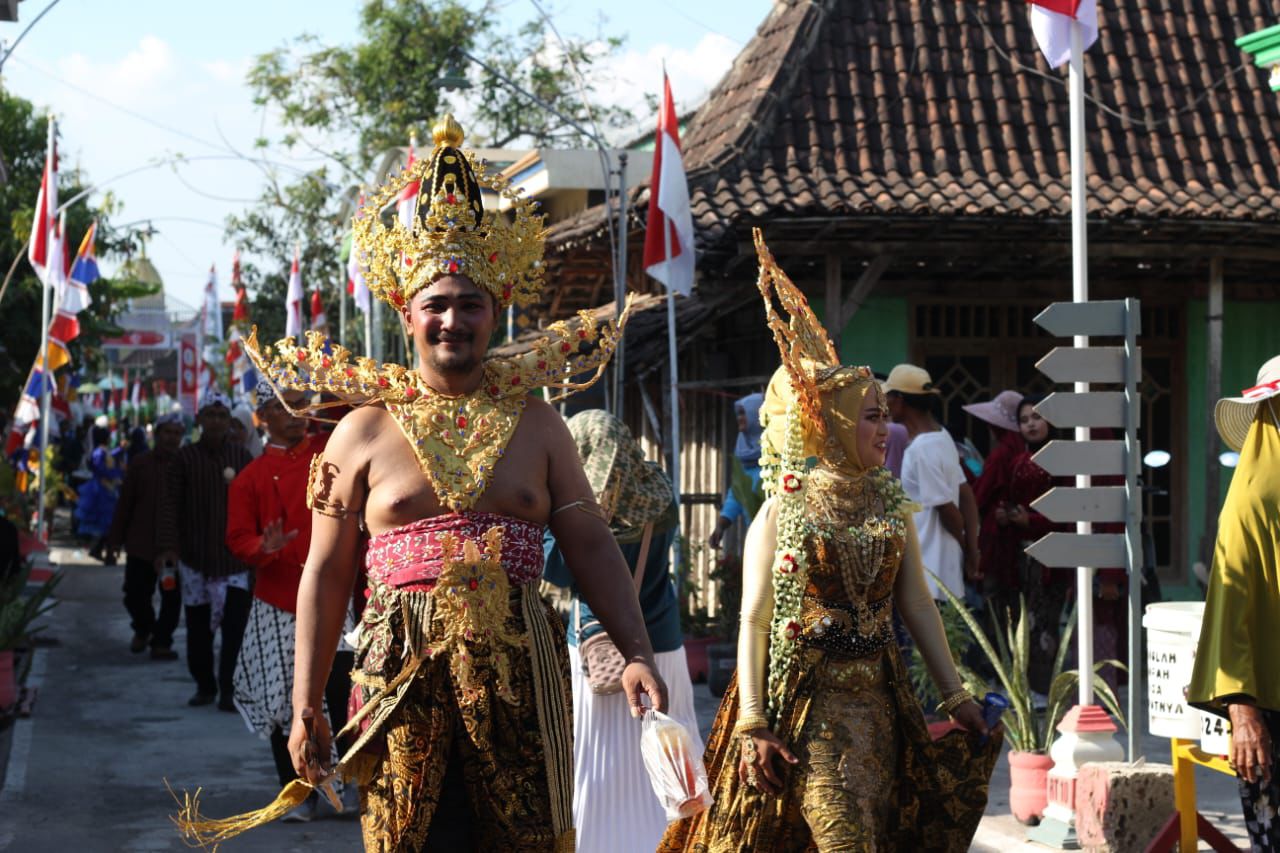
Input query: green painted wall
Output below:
<box><xmin>1182</xmin><ymin>299</ymin><xmax>1280</xmax><ymax>596</ymax></box>
<box><xmin>810</xmin><ymin>296</ymin><xmax>910</xmax><ymax>374</ymax></box>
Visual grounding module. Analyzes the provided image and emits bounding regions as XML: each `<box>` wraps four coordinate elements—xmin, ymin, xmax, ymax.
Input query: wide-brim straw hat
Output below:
<box><xmin>882</xmin><ymin>363</ymin><xmax>941</xmax><ymax>396</ymax></box>
<box><xmin>1214</xmin><ymin>354</ymin><xmax>1280</xmax><ymax>451</ymax></box>
<box><xmin>963</xmin><ymin>390</ymin><xmax>1022</xmax><ymax>433</ymax></box>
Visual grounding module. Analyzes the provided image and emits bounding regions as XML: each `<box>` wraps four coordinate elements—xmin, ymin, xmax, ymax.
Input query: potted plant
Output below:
<box><xmin>0</xmin><ymin>557</ymin><xmax>60</xmax><ymax>711</ymax></box>
<box><xmin>933</xmin><ymin>581</ymin><xmax>1126</xmax><ymax>825</ymax></box>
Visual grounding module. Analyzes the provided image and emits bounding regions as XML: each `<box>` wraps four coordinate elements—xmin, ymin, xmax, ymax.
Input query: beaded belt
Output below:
<box><xmin>798</xmin><ymin>593</ymin><xmax>895</xmax><ymax>659</ymax></box>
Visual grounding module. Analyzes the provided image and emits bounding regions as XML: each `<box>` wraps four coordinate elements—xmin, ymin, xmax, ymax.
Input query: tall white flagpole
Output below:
<box><xmin>663</xmin><ymin>216</ymin><xmax>681</xmax><ymax>555</ymax></box>
<box><xmin>1069</xmin><ymin>17</ymin><xmax>1093</xmax><ymax>709</ymax></box>
<box><xmin>34</xmin><ymin>115</ymin><xmax>55</xmax><ymax>541</ymax></box>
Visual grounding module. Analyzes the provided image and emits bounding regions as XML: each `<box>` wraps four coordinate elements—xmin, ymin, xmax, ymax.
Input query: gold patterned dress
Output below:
<box><xmin>659</xmin><ymin>470</ymin><xmax>1000</xmax><ymax>852</ymax></box>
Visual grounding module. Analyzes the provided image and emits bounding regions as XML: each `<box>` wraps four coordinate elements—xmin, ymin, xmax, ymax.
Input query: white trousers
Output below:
<box><xmin>569</xmin><ymin>644</ymin><xmax>703</xmax><ymax>853</ymax></box>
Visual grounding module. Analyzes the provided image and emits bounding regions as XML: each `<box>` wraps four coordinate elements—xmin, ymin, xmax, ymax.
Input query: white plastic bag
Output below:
<box><xmin>639</xmin><ymin>709</ymin><xmax>713</xmax><ymax>822</ymax></box>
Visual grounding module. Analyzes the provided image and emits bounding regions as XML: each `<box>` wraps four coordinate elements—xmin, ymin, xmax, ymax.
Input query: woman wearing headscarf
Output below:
<box><xmin>709</xmin><ymin>392</ymin><xmax>765</xmax><ymax>550</ymax></box>
<box><xmin>1189</xmin><ymin>356</ymin><xmax>1280</xmax><ymax>851</ymax></box>
<box><xmin>660</xmin><ymin>232</ymin><xmax>998</xmax><ymax>852</ymax></box>
<box><xmin>543</xmin><ymin>409</ymin><xmax>701</xmax><ymax>853</ymax></box>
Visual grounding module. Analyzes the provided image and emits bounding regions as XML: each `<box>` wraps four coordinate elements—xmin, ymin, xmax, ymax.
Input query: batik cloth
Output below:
<box><xmin>345</xmin><ymin>512</ymin><xmax>574</xmax><ymax>852</ymax></box>
<box><xmin>178</xmin><ymin>562</ymin><xmax>250</xmax><ymax>631</ymax></box>
<box><xmin>658</xmin><ymin>649</ymin><xmax>998</xmax><ymax>853</ymax></box>
<box><xmin>1236</xmin><ymin>708</ymin><xmax>1280</xmax><ymax>852</ymax></box>
<box><xmin>567</xmin><ymin>410</ymin><xmax>672</xmax><ymax>531</ymax></box>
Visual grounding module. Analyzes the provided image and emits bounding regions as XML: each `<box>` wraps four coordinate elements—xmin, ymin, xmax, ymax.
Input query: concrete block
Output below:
<box><xmin>1075</xmin><ymin>761</ymin><xmax>1175</xmax><ymax>852</ymax></box>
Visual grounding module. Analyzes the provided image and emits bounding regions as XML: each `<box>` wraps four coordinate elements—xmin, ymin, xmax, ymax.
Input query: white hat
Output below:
<box><xmin>1214</xmin><ymin>354</ymin><xmax>1280</xmax><ymax>452</ymax></box>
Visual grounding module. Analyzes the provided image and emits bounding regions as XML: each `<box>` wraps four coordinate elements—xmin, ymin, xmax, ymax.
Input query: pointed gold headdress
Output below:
<box><xmin>353</xmin><ymin>114</ymin><xmax>545</xmax><ymax>311</ymax></box>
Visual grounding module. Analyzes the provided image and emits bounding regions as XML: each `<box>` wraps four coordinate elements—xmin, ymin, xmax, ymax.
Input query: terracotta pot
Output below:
<box><xmin>1007</xmin><ymin>750</ymin><xmax>1054</xmax><ymax>825</ymax></box>
<box><xmin>0</xmin><ymin>649</ymin><xmax>15</xmax><ymax>711</ymax></box>
<box><xmin>683</xmin><ymin>636</ymin><xmax>719</xmax><ymax>683</ymax></box>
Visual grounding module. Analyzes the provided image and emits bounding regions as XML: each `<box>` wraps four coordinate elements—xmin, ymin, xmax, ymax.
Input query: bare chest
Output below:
<box><xmin>363</xmin><ymin>414</ymin><xmax>551</xmax><ymax>534</ymax></box>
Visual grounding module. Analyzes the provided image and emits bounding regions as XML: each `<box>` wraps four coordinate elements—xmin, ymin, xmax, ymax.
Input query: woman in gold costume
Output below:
<box><xmin>659</xmin><ymin>231</ymin><xmax>1001</xmax><ymax>852</ymax></box>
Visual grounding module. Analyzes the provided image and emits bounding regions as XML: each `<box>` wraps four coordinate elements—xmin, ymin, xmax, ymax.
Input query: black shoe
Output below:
<box><xmin>150</xmin><ymin>645</ymin><xmax>178</xmax><ymax>661</ymax></box>
<box><xmin>187</xmin><ymin>690</ymin><xmax>217</xmax><ymax>707</ymax></box>
<box><xmin>217</xmin><ymin>695</ymin><xmax>237</xmax><ymax>713</ymax></box>
<box><xmin>129</xmin><ymin>633</ymin><xmax>149</xmax><ymax>654</ymax></box>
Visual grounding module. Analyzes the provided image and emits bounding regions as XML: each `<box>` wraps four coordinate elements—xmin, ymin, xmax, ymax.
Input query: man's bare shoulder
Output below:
<box><xmin>324</xmin><ymin>405</ymin><xmax>392</xmax><ymax>458</ymax></box>
<box><xmin>520</xmin><ymin>396</ymin><xmax>570</xmax><ymax>443</ymax></box>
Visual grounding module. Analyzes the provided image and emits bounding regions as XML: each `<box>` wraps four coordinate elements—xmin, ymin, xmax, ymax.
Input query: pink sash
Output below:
<box><xmin>363</xmin><ymin>511</ymin><xmax>545</xmax><ymax>591</ymax></box>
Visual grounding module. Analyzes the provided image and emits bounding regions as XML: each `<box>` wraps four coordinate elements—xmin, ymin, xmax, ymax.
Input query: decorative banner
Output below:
<box><xmin>101</xmin><ymin>330</ymin><xmax>171</xmax><ymax>350</ymax></box>
<box><xmin>179</xmin><ymin>332</ymin><xmax>199</xmax><ymax>417</ymax></box>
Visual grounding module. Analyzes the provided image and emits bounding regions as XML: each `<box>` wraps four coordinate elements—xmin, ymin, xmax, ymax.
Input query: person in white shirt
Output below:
<box><xmin>883</xmin><ymin>364</ymin><xmax>980</xmax><ymax>603</ymax></box>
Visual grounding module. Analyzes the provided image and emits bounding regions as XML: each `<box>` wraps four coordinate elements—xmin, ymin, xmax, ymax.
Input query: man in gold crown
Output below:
<box><xmin>176</xmin><ymin>116</ymin><xmax>666</xmax><ymax>852</ymax></box>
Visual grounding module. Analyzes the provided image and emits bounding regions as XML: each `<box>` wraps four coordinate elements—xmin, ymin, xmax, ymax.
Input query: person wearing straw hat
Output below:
<box><xmin>1188</xmin><ymin>355</ymin><xmax>1280</xmax><ymax>851</ymax></box>
<box><xmin>883</xmin><ymin>365</ymin><xmax>980</xmax><ymax>603</ymax></box>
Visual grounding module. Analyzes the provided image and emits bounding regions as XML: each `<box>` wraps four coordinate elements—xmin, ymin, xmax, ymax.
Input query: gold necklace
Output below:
<box><xmin>385</xmin><ymin>368</ymin><xmax>527</xmax><ymax>512</ymax></box>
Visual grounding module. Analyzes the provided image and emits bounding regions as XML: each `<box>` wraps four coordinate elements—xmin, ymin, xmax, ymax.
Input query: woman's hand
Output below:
<box><xmin>737</xmin><ymin>728</ymin><xmax>798</xmax><ymax>796</ymax></box>
<box><xmin>950</xmin><ymin>701</ymin><xmax>992</xmax><ymax>739</ymax></box>
<box><xmin>994</xmin><ymin>502</ymin><xmax>1010</xmax><ymax>526</ymax></box>
<box><xmin>1007</xmin><ymin>505</ymin><xmax>1030</xmax><ymax>528</ymax></box>
<box><xmin>1228</xmin><ymin>702</ymin><xmax>1273</xmax><ymax>786</ymax></box>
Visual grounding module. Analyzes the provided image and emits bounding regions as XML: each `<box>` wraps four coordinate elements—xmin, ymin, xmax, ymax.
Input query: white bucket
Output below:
<box><xmin>1143</xmin><ymin>602</ymin><xmax>1205</xmax><ymax>739</ymax></box>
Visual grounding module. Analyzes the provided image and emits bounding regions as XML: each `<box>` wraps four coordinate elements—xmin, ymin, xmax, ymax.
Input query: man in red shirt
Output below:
<box><xmin>225</xmin><ymin>383</ymin><xmax>355</xmax><ymax>821</ymax></box>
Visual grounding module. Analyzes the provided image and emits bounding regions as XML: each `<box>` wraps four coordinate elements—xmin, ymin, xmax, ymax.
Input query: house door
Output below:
<box><xmin>909</xmin><ymin>299</ymin><xmax>1184</xmax><ymax>584</ymax></box>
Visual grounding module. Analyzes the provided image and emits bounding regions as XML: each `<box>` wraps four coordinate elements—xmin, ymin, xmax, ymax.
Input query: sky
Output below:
<box><xmin>0</xmin><ymin>0</ymin><xmax>768</xmax><ymax>314</ymax></box>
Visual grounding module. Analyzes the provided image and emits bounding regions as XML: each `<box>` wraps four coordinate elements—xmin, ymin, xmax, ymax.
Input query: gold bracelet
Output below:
<box><xmin>733</xmin><ymin>715</ymin><xmax>769</xmax><ymax>736</ymax></box>
<box><xmin>935</xmin><ymin>689</ymin><xmax>974</xmax><ymax>717</ymax></box>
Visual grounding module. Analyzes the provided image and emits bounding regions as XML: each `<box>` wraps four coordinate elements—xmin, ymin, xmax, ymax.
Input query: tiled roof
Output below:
<box><xmin>550</xmin><ymin>0</ymin><xmax>1280</xmax><ymax>253</ymax></box>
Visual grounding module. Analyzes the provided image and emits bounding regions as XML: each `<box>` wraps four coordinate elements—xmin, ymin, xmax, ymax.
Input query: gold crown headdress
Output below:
<box><xmin>352</xmin><ymin>115</ymin><xmax>546</xmax><ymax>312</ymax></box>
<box><xmin>754</xmin><ymin>229</ymin><xmax>870</xmax><ymax>430</ymax></box>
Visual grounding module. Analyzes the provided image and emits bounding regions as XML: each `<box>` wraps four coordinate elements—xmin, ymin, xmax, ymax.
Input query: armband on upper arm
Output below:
<box><xmin>550</xmin><ymin>499</ymin><xmax>608</xmax><ymax>523</ymax></box>
<box><xmin>307</xmin><ymin>453</ymin><xmax>350</xmax><ymax>519</ymax></box>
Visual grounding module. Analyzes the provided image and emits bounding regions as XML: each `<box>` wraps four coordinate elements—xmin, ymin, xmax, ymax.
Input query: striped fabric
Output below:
<box><xmin>569</xmin><ymin>645</ymin><xmax>702</xmax><ymax>853</ymax></box>
<box><xmin>156</xmin><ymin>440</ymin><xmax>253</xmax><ymax>578</ymax></box>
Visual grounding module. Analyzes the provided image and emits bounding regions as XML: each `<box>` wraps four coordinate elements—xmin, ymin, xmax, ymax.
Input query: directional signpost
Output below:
<box><xmin>1027</xmin><ymin>297</ymin><xmax>1144</xmax><ymax>764</ymax></box>
<box><xmin>1025</xmin><ymin>298</ymin><xmax>1141</xmax><ymax>849</ymax></box>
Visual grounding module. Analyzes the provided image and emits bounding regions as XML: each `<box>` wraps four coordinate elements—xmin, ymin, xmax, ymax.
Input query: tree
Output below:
<box><xmin>231</xmin><ymin>0</ymin><xmax>633</xmax><ymax>348</ymax></box>
<box><xmin>0</xmin><ymin>88</ymin><xmax>152</xmax><ymax>413</ymax></box>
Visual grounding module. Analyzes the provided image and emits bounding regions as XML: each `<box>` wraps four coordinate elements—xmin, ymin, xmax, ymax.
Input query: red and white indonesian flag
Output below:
<box><xmin>201</xmin><ymin>264</ymin><xmax>223</xmax><ymax>342</ymax></box>
<box><xmin>1027</xmin><ymin>0</ymin><xmax>1098</xmax><ymax>69</ymax></box>
<box><xmin>28</xmin><ymin>118</ymin><xmax>57</xmax><ymax>288</ymax></box>
<box><xmin>643</xmin><ymin>74</ymin><xmax>695</xmax><ymax>296</ymax></box>
<box><xmin>310</xmin><ymin>288</ymin><xmax>327</xmax><ymax>330</ymax></box>
<box><xmin>397</xmin><ymin>135</ymin><xmax>420</xmax><ymax>230</ymax></box>
<box><xmin>285</xmin><ymin>246</ymin><xmax>304</xmax><ymax>339</ymax></box>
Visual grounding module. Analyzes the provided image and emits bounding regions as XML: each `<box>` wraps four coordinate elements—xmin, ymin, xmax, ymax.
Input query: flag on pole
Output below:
<box><xmin>397</xmin><ymin>134</ymin><xmax>420</xmax><ymax>229</ymax></box>
<box><xmin>347</xmin><ymin>195</ymin><xmax>371</xmax><ymax>314</ymax></box>
<box><xmin>43</xmin><ymin>216</ymin><xmax>72</xmax><ymax>370</ymax></box>
<box><xmin>27</xmin><ymin>117</ymin><xmax>57</xmax><ymax>287</ymax></box>
<box><xmin>230</xmin><ymin>249</ymin><xmax>250</xmax><ymax>326</ymax></box>
<box><xmin>310</xmin><ymin>288</ymin><xmax>327</xmax><ymax>330</ymax></box>
<box><xmin>4</xmin><ymin>363</ymin><xmax>49</xmax><ymax>457</ymax></box>
<box><xmin>201</xmin><ymin>264</ymin><xmax>223</xmax><ymax>342</ymax></box>
<box><xmin>285</xmin><ymin>245</ymin><xmax>304</xmax><ymax>339</ymax></box>
<box><xmin>1027</xmin><ymin>0</ymin><xmax>1098</xmax><ymax>69</ymax></box>
<box><xmin>47</xmin><ymin>220</ymin><xmax>99</xmax><ymax>371</ymax></box>
<box><xmin>642</xmin><ymin>74</ymin><xmax>695</xmax><ymax>296</ymax></box>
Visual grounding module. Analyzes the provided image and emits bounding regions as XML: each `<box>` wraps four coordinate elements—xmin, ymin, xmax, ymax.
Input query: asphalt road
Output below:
<box><xmin>0</xmin><ymin>546</ymin><xmax>362</xmax><ymax>852</ymax></box>
<box><xmin>0</xmin><ymin>545</ymin><xmax>1252</xmax><ymax>852</ymax></box>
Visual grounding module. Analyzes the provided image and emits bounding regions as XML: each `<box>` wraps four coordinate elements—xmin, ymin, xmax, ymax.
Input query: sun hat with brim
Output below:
<box><xmin>882</xmin><ymin>363</ymin><xmax>941</xmax><ymax>396</ymax></box>
<box><xmin>1214</xmin><ymin>354</ymin><xmax>1280</xmax><ymax>452</ymax></box>
<box><xmin>963</xmin><ymin>390</ymin><xmax>1022</xmax><ymax>433</ymax></box>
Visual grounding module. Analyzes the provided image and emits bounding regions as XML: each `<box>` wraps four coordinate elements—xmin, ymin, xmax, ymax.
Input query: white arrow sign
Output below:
<box><xmin>1037</xmin><ymin>346</ymin><xmax>1139</xmax><ymax>384</ymax></box>
<box><xmin>1032</xmin><ymin>440</ymin><xmax>1126</xmax><ymax>477</ymax></box>
<box><xmin>1036</xmin><ymin>391</ymin><xmax>1134</xmax><ymax>429</ymax></box>
<box><xmin>1033</xmin><ymin>486</ymin><xmax>1127</xmax><ymax>523</ymax></box>
<box><xmin>1026</xmin><ymin>532</ymin><xmax>1127</xmax><ymax>569</ymax></box>
<box><xmin>1034</xmin><ymin>300</ymin><xmax>1136</xmax><ymax>338</ymax></box>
